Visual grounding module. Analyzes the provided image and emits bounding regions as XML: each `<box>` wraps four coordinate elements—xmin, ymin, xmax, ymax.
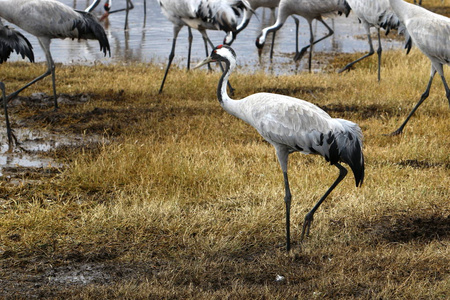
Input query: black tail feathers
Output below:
<box><xmin>74</xmin><ymin>10</ymin><xmax>110</xmax><ymax>57</ymax></box>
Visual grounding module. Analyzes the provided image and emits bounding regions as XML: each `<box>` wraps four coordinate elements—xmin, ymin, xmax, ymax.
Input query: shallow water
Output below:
<box><xmin>6</xmin><ymin>0</ymin><xmax>406</xmax><ymax>74</ymax></box>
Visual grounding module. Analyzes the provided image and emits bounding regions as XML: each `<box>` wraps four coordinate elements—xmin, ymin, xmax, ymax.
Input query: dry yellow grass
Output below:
<box><xmin>0</xmin><ymin>43</ymin><xmax>449</xmax><ymax>298</ymax></box>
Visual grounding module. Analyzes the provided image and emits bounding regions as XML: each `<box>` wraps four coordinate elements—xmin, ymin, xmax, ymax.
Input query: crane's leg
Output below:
<box><xmin>338</xmin><ymin>27</ymin><xmax>375</xmax><ymax>75</ymax></box>
<box><xmin>294</xmin><ymin>18</ymin><xmax>334</xmax><ymax>66</ymax></box>
<box><xmin>269</xmin><ymin>31</ymin><xmax>276</xmax><ymax>61</ymax></box>
<box><xmin>6</xmin><ymin>38</ymin><xmax>56</xmax><ymax>109</ymax></box>
<box><xmin>275</xmin><ymin>148</ymin><xmax>291</xmax><ymax>252</ymax></box>
<box><xmin>293</xmin><ymin>16</ymin><xmax>299</xmax><ymax>57</ymax></box>
<box><xmin>307</xmin><ymin>22</ymin><xmax>314</xmax><ymax>72</ymax></box>
<box><xmin>187</xmin><ymin>27</ymin><xmax>193</xmax><ymax>70</ymax></box>
<box><xmin>1</xmin><ymin>82</ymin><xmax>17</xmax><ymax>152</ymax></box>
<box><xmin>269</xmin><ymin>8</ymin><xmax>277</xmax><ymax>61</ymax></box>
<box><xmin>440</xmin><ymin>74</ymin><xmax>450</xmax><ymax>107</ymax></box>
<box><xmin>143</xmin><ymin>0</ymin><xmax>147</xmax><ymax>27</ymax></box>
<box><xmin>283</xmin><ymin>171</ymin><xmax>292</xmax><ymax>252</ymax></box>
<box><xmin>159</xmin><ymin>26</ymin><xmax>181</xmax><ymax>94</ymax></box>
<box><xmin>376</xmin><ymin>29</ymin><xmax>382</xmax><ymax>82</ymax></box>
<box><xmin>124</xmin><ymin>0</ymin><xmax>135</xmax><ymax>30</ymax></box>
<box><xmin>388</xmin><ymin>67</ymin><xmax>436</xmax><ymax>136</ymax></box>
<box><xmin>300</xmin><ymin>163</ymin><xmax>347</xmax><ymax>243</ymax></box>
<box><xmin>201</xmin><ymin>34</ymin><xmax>212</xmax><ymax>72</ymax></box>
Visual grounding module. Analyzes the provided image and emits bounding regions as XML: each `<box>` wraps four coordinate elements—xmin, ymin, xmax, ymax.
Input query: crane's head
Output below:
<box><xmin>255</xmin><ymin>33</ymin><xmax>266</xmax><ymax>57</ymax></box>
<box><xmin>194</xmin><ymin>45</ymin><xmax>237</xmax><ymax>69</ymax></box>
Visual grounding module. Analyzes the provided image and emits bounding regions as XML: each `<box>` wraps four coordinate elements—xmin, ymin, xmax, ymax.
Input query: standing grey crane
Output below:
<box><xmin>0</xmin><ymin>0</ymin><xmax>110</xmax><ymax>110</ymax></box>
<box><xmin>388</xmin><ymin>0</ymin><xmax>449</xmax><ymax>135</ymax></box>
<box><xmin>157</xmin><ymin>0</ymin><xmax>251</xmax><ymax>94</ymax></box>
<box><xmin>86</xmin><ymin>0</ymin><xmax>147</xmax><ymax>30</ymax></box>
<box><xmin>224</xmin><ymin>0</ymin><xmax>300</xmax><ymax>61</ymax></box>
<box><xmin>195</xmin><ymin>45</ymin><xmax>364</xmax><ymax>251</ymax></box>
<box><xmin>0</xmin><ymin>19</ymin><xmax>34</xmax><ymax>151</ymax></box>
<box><xmin>255</xmin><ymin>0</ymin><xmax>351</xmax><ymax>71</ymax></box>
<box><xmin>338</xmin><ymin>0</ymin><xmax>400</xmax><ymax>81</ymax></box>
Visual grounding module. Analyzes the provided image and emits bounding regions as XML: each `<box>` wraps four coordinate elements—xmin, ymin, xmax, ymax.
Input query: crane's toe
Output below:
<box><xmin>300</xmin><ymin>212</ymin><xmax>315</xmax><ymax>243</ymax></box>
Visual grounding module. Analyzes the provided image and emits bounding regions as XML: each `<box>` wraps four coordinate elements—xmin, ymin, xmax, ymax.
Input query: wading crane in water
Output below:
<box><xmin>224</xmin><ymin>0</ymin><xmax>300</xmax><ymax>61</ymax></box>
<box><xmin>195</xmin><ymin>45</ymin><xmax>364</xmax><ymax>251</ymax></box>
<box><xmin>255</xmin><ymin>0</ymin><xmax>351</xmax><ymax>71</ymax></box>
<box><xmin>0</xmin><ymin>0</ymin><xmax>110</xmax><ymax>111</ymax></box>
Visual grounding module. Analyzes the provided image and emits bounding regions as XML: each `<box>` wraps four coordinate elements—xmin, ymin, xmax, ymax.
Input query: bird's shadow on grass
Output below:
<box><xmin>360</xmin><ymin>214</ymin><xmax>450</xmax><ymax>244</ymax></box>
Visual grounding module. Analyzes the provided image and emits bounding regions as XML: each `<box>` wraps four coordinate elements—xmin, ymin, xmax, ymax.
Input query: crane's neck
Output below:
<box><xmin>217</xmin><ymin>60</ymin><xmax>233</xmax><ymax>105</ymax></box>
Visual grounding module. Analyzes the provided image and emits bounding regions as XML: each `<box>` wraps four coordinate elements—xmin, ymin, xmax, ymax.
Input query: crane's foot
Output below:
<box><xmin>5</xmin><ymin>130</ymin><xmax>23</xmax><ymax>153</ymax></box>
<box><xmin>294</xmin><ymin>48</ymin><xmax>308</xmax><ymax>62</ymax></box>
<box><xmin>5</xmin><ymin>92</ymin><xmax>19</xmax><ymax>104</ymax></box>
<box><xmin>337</xmin><ymin>66</ymin><xmax>352</xmax><ymax>74</ymax></box>
<box><xmin>300</xmin><ymin>212</ymin><xmax>314</xmax><ymax>243</ymax></box>
<box><xmin>383</xmin><ymin>128</ymin><xmax>403</xmax><ymax>136</ymax></box>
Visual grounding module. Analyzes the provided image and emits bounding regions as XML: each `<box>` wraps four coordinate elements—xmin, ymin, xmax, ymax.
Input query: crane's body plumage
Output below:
<box><xmin>256</xmin><ymin>0</ymin><xmax>351</xmax><ymax>70</ymax></box>
<box><xmin>387</xmin><ymin>0</ymin><xmax>450</xmax><ymax>135</ymax></box>
<box><xmin>339</xmin><ymin>0</ymin><xmax>400</xmax><ymax>80</ymax></box>
<box><xmin>157</xmin><ymin>0</ymin><xmax>250</xmax><ymax>93</ymax></box>
<box><xmin>196</xmin><ymin>45</ymin><xmax>364</xmax><ymax>251</ymax></box>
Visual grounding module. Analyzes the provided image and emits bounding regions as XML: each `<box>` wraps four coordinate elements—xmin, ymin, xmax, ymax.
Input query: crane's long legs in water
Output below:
<box><xmin>300</xmin><ymin>163</ymin><xmax>347</xmax><ymax>243</ymax></box>
<box><xmin>294</xmin><ymin>18</ymin><xmax>334</xmax><ymax>72</ymax></box>
<box><xmin>6</xmin><ymin>39</ymin><xmax>57</xmax><ymax>110</ymax></box>
<box><xmin>389</xmin><ymin>66</ymin><xmax>450</xmax><ymax>135</ymax></box>
<box><xmin>338</xmin><ymin>29</ymin><xmax>382</xmax><ymax>81</ymax></box>
<box><xmin>187</xmin><ymin>28</ymin><xmax>193</xmax><ymax>70</ymax></box>
<box><xmin>159</xmin><ymin>26</ymin><xmax>181</xmax><ymax>94</ymax></box>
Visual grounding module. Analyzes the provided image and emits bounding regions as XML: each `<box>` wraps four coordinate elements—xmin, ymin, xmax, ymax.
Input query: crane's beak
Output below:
<box><xmin>194</xmin><ymin>56</ymin><xmax>215</xmax><ymax>69</ymax></box>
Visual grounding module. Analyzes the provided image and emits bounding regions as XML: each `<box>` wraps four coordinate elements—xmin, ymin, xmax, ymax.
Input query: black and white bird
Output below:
<box><xmin>0</xmin><ymin>0</ymin><xmax>110</xmax><ymax>109</ymax></box>
<box><xmin>195</xmin><ymin>45</ymin><xmax>364</xmax><ymax>251</ymax></box>
<box><xmin>86</xmin><ymin>0</ymin><xmax>146</xmax><ymax>30</ymax></box>
<box><xmin>255</xmin><ymin>0</ymin><xmax>351</xmax><ymax>71</ymax></box>
<box><xmin>157</xmin><ymin>0</ymin><xmax>251</xmax><ymax>93</ymax></box>
<box><xmin>224</xmin><ymin>0</ymin><xmax>300</xmax><ymax>61</ymax></box>
<box><xmin>388</xmin><ymin>0</ymin><xmax>449</xmax><ymax>135</ymax></box>
<box><xmin>338</xmin><ymin>0</ymin><xmax>400</xmax><ymax>81</ymax></box>
<box><xmin>0</xmin><ymin>19</ymin><xmax>34</xmax><ymax>151</ymax></box>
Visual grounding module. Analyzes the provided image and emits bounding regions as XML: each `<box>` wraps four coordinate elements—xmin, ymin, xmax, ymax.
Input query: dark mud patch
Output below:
<box><xmin>361</xmin><ymin>214</ymin><xmax>450</xmax><ymax>244</ymax></box>
<box><xmin>396</xmin><ymin>159</ymin><xmax>450</xmax><ymax>170</ymax></box>
<box><xmin>0</xmin><ymin>260</ymin><xmax>160</xmax><ymax>299</ymax></box>
<box><xmin>10</xmin><ymin>92</ymin><xmax>91</xmax><ymax>109</ymax></box>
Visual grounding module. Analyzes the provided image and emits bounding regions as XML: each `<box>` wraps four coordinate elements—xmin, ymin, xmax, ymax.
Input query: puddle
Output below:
<box><xmin>0</xmin><ymin>128</ymin><xmax>104</xmax><ymax>178</ymax></box>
